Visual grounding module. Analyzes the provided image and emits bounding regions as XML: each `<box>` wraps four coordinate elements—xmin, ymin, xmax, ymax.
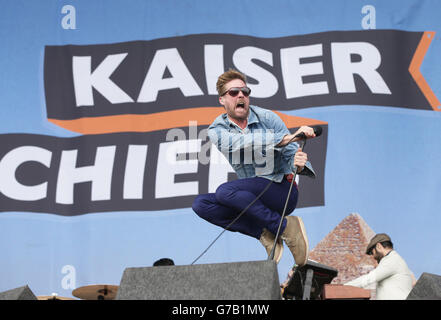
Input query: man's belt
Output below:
<box><xmin>285</xmin><ymin>173</ymin><xmax>296</xmax><ymax>184</ymax></box>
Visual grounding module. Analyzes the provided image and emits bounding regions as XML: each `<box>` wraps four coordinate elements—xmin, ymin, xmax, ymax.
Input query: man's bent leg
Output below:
<box><xmin>215</xmin><ymin>177</ymin><xmax>308</xmax><ymax>266</ymax></box>
<box><xmin>214</xmin><ymin>177</ymin><xmax>296</xmax><ymax>237</ymax></box>
<box><xmin>193</xmin><ymin>192</ymin><xmax>285</xmax><ymax>262</ymax></box>
<box><xmin>192</xmin><ymin>193</ymin><xmax>262</xmax><ymax>238</ymax></box>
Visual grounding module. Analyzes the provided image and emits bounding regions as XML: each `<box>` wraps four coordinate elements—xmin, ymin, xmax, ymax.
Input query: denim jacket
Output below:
<box><xmin>208</xmin><ymin>105</ymin><xmax>315</xmax><ymax>183</ymax></box>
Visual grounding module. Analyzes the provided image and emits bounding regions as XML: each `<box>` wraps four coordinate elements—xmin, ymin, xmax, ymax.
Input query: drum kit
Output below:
<box><xmin>37</xmin><ymin>284</ymin><xmax>119</xmax><ymax>300</ymax></box>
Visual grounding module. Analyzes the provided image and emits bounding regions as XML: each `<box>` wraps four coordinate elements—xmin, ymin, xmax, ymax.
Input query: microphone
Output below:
<box><xmin>313</xmin><ymin>126</ymin><xmax>323</xmax><ymax>137</ymax></box>
<box><xmin>293</xmin><ymin>126</ymin><xmax>323</xmax><ymax>140</ymax></box>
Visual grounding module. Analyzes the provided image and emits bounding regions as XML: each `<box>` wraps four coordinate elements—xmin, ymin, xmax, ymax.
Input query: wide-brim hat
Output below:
<box><xmin>366</xmin><ymin>233</ymin><xmax>391</xmax><ymax>254</ymax></box>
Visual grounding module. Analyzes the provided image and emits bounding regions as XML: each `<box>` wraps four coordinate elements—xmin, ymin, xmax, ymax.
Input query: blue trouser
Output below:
<box><xmin>192</xmin><ymin>176</ymin><xmax>298</xmax><ymax>239</ymax></box>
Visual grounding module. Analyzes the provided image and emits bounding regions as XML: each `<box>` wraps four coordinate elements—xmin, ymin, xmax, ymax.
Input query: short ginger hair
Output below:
<box><xmin>216</xmin><ymin>69</ymin><xmax>247</xmax><ymax>96</ymax></box>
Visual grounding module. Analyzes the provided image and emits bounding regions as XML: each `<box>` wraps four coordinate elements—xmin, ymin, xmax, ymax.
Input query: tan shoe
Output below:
<box><xmin>259</xmin><ymin>228</ymin><xmax>284</xmax><ymax>263</ymax></box>
<box><xmin>281</xmin><ymin>216</ymin><xmax>309</xmax><ymax>266</ymax></box>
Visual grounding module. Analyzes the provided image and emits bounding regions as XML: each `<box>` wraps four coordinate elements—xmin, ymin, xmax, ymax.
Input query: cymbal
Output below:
<box><xmin>72</xmin><ymin>284</ymin><xmax>118</xmax><ymax>300</ymax></box>
<box><xmin>37</xmin><ymin>295</ymin><xmax>77</xmax><ymax>300</ymax></box>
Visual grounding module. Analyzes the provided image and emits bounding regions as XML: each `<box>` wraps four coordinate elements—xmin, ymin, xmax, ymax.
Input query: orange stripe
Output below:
<box><xmin>273</xmin><ymin>111</ymin><xmax>327</xmax><ymax>128</ymax></box>
<box><xmin>48</xmin><ymin>107</ymin><xmax>328</xmax><ymax>135</ymax></box>
<box><xmin>409</xmin><ymin>31</ymin><xmax>441</xmax><ymax>111</ymax></box>
<box><xmin>48</xmin><ymin>107</ymin><xmax>225</xmax><ymax>134</ymax></box>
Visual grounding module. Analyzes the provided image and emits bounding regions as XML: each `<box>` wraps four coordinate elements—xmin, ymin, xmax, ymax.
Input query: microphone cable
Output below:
<box><xmin>267</xmin><ymin>138</ymin><xmax>305</xmax><ymax>261</ymax></box>
<box><xmin>267</xmin><ymin>127</ymin><xmax>321</xmax><ymax>260</ymax></box>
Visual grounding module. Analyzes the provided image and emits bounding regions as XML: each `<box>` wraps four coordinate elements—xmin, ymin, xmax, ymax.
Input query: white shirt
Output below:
<box><xmin>345</xmin><ymin>250</ymin><xmax>413</xmax><ymax>300</ymax></box>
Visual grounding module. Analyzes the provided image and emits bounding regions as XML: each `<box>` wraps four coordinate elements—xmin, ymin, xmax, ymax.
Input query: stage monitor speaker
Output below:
<box><xmin>116</xmin><ymin>260</ymin><xmax>281</xmax><ymax>300</ymax></box>
<box><xmin>0</xmin><ymin>285</ymin><xmax>37</xmax><ymax>300</ymax></box>
<box><xmin>407</xmin><ymin>272</ymin><xmax>441</xmax><ymax>300</ymax></box>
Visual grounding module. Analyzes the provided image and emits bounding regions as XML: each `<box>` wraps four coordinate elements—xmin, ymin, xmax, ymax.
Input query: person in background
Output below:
<box><xmin>345</xmin><ymin>233</ymin><xmax>415</xmax><ymax>300</ymax></box>
<box><xmin>153</xmin><ymin>258</ymin><xmax>175</xmax><ymax>266</ymax></box>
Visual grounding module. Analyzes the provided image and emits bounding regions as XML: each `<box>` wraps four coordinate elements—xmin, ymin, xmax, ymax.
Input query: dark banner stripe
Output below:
<box><xmin>0</xmin><ymin>127</ymin><xmax>327</xmax><ymax>216</ymax></box>
<box><xmin>44</xmin><ymin>30</ymin><xmax>438</xmax><ymax>128</ymax></box>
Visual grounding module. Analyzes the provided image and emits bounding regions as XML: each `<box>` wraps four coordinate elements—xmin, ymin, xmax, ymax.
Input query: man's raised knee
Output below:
<box><xmin>215</xmin><ymin>182</ymin><xmax>235</xmax><ymax>204</ymax></box>
<box><xmin>192</xmin><ymin>194</ymin><xmax>215</xmax><ymax>219</ymax></box>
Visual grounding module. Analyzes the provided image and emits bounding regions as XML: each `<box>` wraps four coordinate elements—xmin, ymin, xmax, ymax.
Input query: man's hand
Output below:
<box><xmin>276</xmin><ymin>126</ymin><xmax>316</xmax><ymax>147</ymax></box>
<box><xmin>294</xmin><ymin>148</ymin><xmax>308</xmax><ymax>173</ymax></box>
<box><xmin>292</xmin><ymin>126</ymin><xmax>316</xmax><ymax>140</ymax></box>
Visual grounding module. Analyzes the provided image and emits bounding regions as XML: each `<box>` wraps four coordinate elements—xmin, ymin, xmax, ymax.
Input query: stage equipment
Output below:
<box><xmin>0</xmin><ymin>285</ymin><xmax>37</xmax><ymax>300</ymax></box>
<box><xmin>37</xmin><ymin>295</ymin><xmax>76</xmax><ymax>300</ymax></box>
<box><xmin>72</xmin><ymin>284</ymin><xmax>118</xmax><ymax>300</ymax></box>
<box><xmin>282</xmin><ymin>259</ymin><xmax>338</xmax><ymax>300</ymax></box>
<box><xmin>322</xmin><ymin>284</ymin><xmax>370</xmax><ymax>300</ymax></box>
<box><xmin>407</xmin><ymin>272</ymin><xmax>441</xmax><ymax>300</ymax></box>
<box><xmin>116</xmin><ymin>260</ymin><xmax>281</xmax><ymax>300</ymax></box>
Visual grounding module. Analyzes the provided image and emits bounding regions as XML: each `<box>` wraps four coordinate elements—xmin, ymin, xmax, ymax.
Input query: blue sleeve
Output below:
<box><xmin>266</xmin><ymin>111</ymin><xmax>316</xmax><ymax>178</ymax></box>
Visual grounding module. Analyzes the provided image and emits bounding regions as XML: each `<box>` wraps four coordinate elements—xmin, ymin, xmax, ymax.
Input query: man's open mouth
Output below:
<box><xmin>236</xmin><ymin>102</ymin><xmax>246</xmax><ymax>109</ymax></box>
